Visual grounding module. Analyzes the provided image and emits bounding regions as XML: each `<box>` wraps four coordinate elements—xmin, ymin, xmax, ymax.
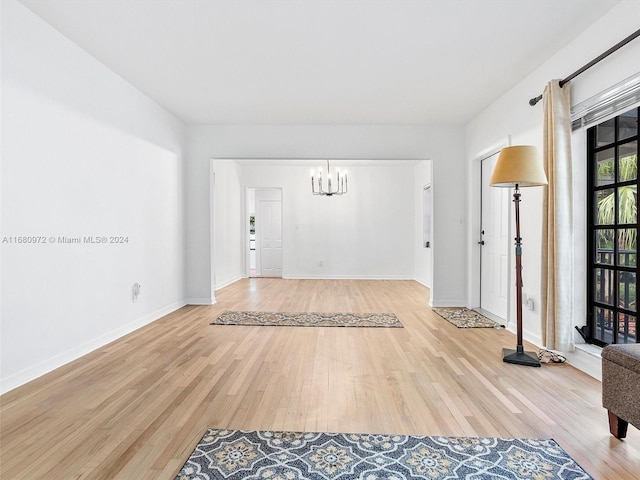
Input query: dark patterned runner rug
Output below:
<box><xmin>432</xmin><ymin>307</ymin><xmax>501</xmax><ymax>328</ymax></box>
<box><xmin>211</xmin><ymin>311</ymin><xmax>403</xmax><ymax>328</ymax></box>
<box><xmin>175</xmin><ymin>429</ymin><xmax>593</xmax><ymax>480</ymax></box>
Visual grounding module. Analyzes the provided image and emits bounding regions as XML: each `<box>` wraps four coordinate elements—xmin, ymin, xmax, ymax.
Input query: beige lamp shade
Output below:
<box><xmin>489</xmin><ymin>145</ymin><xmax>548</xmax><ymax>187</ymax></box>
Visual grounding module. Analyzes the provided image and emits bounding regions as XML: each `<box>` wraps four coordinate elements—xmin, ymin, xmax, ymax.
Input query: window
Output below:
<box><xmin>587</xmin><ymin>106</ymin><xmax>639</xmax><ymax>345</ymax></box>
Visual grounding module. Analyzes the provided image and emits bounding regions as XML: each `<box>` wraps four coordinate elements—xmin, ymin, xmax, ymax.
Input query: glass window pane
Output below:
<box><xmin>589</xmin><ymin>108</ymin><xmax>639</xmax><ymax>345</ymax></box>
<box><xmin>596</xmin><ymin>229</ymin><xmax>615</xmax><ymax>265</ymax></box>
<box><xmin>618</xmin><ymin>271</ymin><xmax>636</xmax><ymax>312</ymax></box>
<box><xmin>618</xmin><ymin>228</ymin><xmax>637</xmax><ymax>267</ymax></box>
<box><xmin>595</xmin><ymin>268</ymin><xmax>615</xmax><ymax>305</ymax></box>
<box><xmin>618</xmin><ymin>141</ymin><xmax>637</xmax><ymax>182</ymax></box>
<box><xmin>596</xmin><ymin>117</ymin><xmax>615</xmax><ymax>147</ymax></box>
<box><xmin>596</xmin><ymin>148</ymin><xmax>615</xmax><ymax>186</ymax></box>
<box><xmin>618</xmin><ymin>313</ymin><xmax>636</xmax><ymax>344</ymax></box>
<box><xmin>595</xmin><ymin>188</ymin><xmax>615</xmax><ymax>225</ymax></box>
<box><xmin>619</xmin><ymin>109</ymin><xmax>638</xmax><ymax>141</ymax></box>
<box><xmin>617</xmin><ymin>185</ymin><xmax>637</xmax><ymax>224</ymax></box>
<box><xmin>595</xmin><ymin>307</ymin><xmax>614</xmax><ymax>344</ymax></box>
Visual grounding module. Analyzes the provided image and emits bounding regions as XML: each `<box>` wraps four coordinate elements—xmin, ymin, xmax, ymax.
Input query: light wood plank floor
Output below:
<box><xmin>1</xmin><ymin>279</ymin><xmax>638</xmax><ymax>479</ymax></box>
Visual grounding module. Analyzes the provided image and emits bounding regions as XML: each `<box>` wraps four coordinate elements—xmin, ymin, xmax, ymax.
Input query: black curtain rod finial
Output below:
<box><xmin>529</xmin><ymin>80</ymin><xmax>566</xmax><ymax>105</ymax></box>
<box><xmin>529</xmin><ymin>95</ymin><xmax>542</xmax><ymax>106</ymax></box>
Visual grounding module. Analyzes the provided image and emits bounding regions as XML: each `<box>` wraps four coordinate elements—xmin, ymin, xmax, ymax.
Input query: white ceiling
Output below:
<box><xmin>19</xmin><ymin>0</ymin><xmax>620</xmax><ymax>126</ymax></box>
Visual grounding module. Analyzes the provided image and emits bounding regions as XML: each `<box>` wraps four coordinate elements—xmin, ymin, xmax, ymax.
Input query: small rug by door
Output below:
<box><xmin>433</xmin><ymin>307</ymin><xmax>501</xmax><ymax>328</ymax></box>
<box><xmin>175</xmin><ymin>429</ymin><xmax>593</xmax><ymax>480</ymax></box>
<box><xmin>211</xmin><ymin>311</ymin><xmax>403</xmax><ymax>328</ymax></box>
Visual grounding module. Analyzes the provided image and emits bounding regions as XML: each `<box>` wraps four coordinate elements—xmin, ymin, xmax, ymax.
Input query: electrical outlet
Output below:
<box><xmin>132</xmin><ymin>283</ymin><xmax>141</xmax><ymax>302</ymax></box>
<box><xmin>318</xmin><ymin>260</ymin><xmax>324</xmax><ymax>267</ymax></box>
<box><xmin>527</xmin><ymin>297</ymin><xmax>534</xmax><ymax>311</ymax></box>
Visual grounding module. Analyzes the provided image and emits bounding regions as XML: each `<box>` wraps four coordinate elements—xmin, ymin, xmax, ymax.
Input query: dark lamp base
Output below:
<box><xmin>502</xmin><ymin>347</ymin><xmax>541</xmax><ymax>367</ymax></box>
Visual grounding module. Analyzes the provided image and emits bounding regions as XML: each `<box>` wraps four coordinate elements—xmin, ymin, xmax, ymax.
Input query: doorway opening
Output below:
<box><xmin>246</xmin><ymin>188</ymin><xmax>283</xmax><ymax>278</ymax></box>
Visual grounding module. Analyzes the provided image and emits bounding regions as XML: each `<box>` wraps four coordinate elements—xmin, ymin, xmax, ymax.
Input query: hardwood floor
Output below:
<box><xmin>1</xmin><ymin>278</ymin><xmax>638</xmax><ymax>479</ymax></box>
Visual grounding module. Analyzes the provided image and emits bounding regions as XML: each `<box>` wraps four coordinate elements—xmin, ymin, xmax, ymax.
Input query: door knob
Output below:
<box><xmin>478</xmin><ymin>240</ymin><xmax>485</xmax><ymax>245</ymax></box>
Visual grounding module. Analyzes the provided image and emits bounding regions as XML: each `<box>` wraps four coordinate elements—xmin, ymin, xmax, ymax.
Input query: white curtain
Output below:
<box><xmin>541</xmin><ymin>80</ymin><xmax>574</xmax><ymax>352</ymax></box>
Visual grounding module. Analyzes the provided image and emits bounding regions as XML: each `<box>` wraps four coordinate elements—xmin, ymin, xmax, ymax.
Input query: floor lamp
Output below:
<box><xmin>490</xmin><ymin>146</ymin><xmax>548</xmax><ymax>367</ymax></box>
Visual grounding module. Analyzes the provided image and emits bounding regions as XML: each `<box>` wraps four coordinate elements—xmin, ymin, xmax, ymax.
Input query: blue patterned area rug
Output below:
<box><xmin>175</xmin><ymin>429</ymin><xmax>593</xmax><ymax>480</ymax></box>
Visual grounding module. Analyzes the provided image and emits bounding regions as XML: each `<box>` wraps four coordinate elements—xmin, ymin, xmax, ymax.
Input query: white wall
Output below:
<box><xmin>1</xmin><ymin>0</ymin><xmax>187</xmax><ymax>393</ymax></box>
<box><xmin>465</xmin><ymin>1</ymin><xmax>640</xmax><ymax>374</ymax></box>
<box><xmin>212</xmin><ymin>160</ymin><xmax>244</xmax><ymax>290</ymax></box>
<box><xmin>242</xmin><ymin>162</ymin><xmax>415</xmax><ymax>279</ymax></box>
<box><xmin>429</xmin><ymin>136</ymin><xmax>468</xmax><ymax>307</ymax></box>
<box><xmin>185</xmin><ymin>125</ymin><xmax>466</xmax><ymax>304</ymax></box>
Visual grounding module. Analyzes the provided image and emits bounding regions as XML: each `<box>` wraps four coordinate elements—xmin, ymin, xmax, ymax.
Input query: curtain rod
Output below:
<box><xmin>529</xmin><ymin>27</ymin><xmax>640</xmax><ymax>106</ymax></box>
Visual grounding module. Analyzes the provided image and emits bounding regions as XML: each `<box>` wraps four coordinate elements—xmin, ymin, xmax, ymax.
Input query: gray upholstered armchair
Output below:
<box><xmin>602</xmin><ymin>343</ymin><xmax>640</xmax><ymax>439</ymax></box>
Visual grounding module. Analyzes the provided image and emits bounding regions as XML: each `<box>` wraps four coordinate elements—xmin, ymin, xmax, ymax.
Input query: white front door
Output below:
<box><xmin>255</xmin><ymin>189</ymin><xmax>282</xmax><ymax>277</ymax></box>
<box><xmin>480</xmin><ymin>154</ymin><xmax>509</xmax><ymax>320</ymax></box>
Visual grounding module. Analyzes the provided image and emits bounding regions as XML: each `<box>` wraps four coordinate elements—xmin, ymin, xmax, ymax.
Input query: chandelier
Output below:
<box><xmin>311</xmin><ymin>160</ymin><xmax>348</xmax><ymax>196</ymax></box>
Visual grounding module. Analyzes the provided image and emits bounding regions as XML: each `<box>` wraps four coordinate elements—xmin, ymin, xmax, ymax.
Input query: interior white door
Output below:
<box><xmin>255</xmin><ymin>190</ymin><xmax>282</xmax><ymax>277</ymax></box>
<box><xmin>480</xmin><ymin>154</ymin><xmax>509</xmax><ymax>320</ymax></box>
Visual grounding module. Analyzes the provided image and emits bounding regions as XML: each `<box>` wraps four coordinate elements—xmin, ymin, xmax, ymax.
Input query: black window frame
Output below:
<box><xmin>586</xmin><ymin>106</ymin><xmax>639</xmax><ymax>346</ymax></box>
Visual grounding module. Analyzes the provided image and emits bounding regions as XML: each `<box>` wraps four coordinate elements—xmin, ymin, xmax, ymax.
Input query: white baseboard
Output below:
<box><xmin>282</xmin><ymin>274</ymin><xmax>414</xmax><ymax>280</ymax></box>
<box><xmin>566</xmin><ymin>344</ymin><xmax>602</xmax><ymax>380</ymax></box>
<box><xmin>0</xmin><ymin>300</ymin><xmax>186</xmax><ymax>395</ymax></box>
<box><xmin>429</xmin><ymin>299</ymin><xmax>467</xmax><ymax>307</ymax></box>
<box><xmin>413</xmin><ymin>278</ymin><xmax>431</xmax><ymax>289</ymax></box>
<box><xmin>521</xmin><ymin>329</ymin><xmax>543</xmax><ymax>349</ymax></box>
<box><xmin>186</xmin><ymin>297</ymin><xmax>217</xmax><ymax>305</ymax></box>
<box><xmin>215</xmin><ymin>275</ymin><xmax>244</xmax><ymax>291</ymax></box>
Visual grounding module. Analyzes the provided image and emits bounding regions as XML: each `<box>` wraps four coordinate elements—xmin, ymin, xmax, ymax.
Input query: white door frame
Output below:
<box><xmin>468</xmin><ymin>138</ymin><xmax>511</xmax><ymax>321</ymax></box>
<box><xmin>208</xmin><ymin>160</ymin><xmax>217</xmax><ymax>304</ymax></box>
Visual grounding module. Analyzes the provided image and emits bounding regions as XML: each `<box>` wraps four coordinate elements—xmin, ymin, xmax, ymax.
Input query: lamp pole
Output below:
<box><xmin>503</xmin><ymin>185</ymin><xmax>541</xmax><ymax>367</ymax></box>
